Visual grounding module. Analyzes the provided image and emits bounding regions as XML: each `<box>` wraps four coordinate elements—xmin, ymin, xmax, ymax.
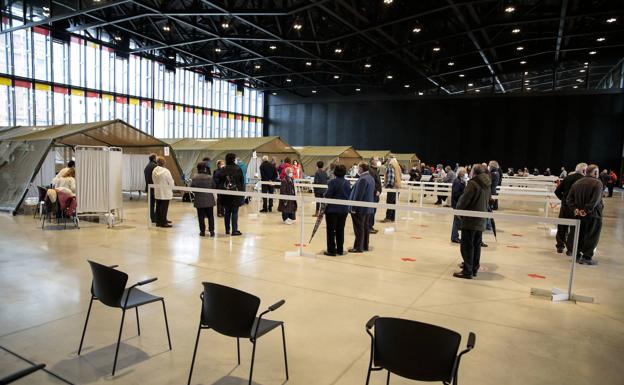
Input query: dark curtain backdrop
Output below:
<box><xmin>266</xmin><ymin>92</ymin><xmax>624</xmax><ymax>173</ymax></box>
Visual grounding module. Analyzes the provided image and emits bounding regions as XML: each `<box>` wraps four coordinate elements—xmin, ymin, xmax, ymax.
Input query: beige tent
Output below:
<box><xmin>169</xmin><ymin>136</ymin><xmax>299</xmax><ymax>179</ymax></box>
<box><xmin>296</xmin><ymin>146</ymin><xmax>363</xmax><ymax>176</ymax></box>
<box><xmin>0</xmin><ymin>120</ymin><xmax>183</xmax><ymax>213</ymax></box>
<box><xmin>393</xmin><ymin>153</ymin><xmax>420</xmax><ymax>169</ymax></box>
<box><xmin>357</xmin><ymin>150</ymin><xmax>391</xmax><ymax>161</ymax></box>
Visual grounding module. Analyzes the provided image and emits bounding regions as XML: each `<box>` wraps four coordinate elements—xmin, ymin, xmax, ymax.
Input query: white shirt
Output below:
<box><xmin>152</xmin><ymin>166</ymin><xmax>174</xmax><ymax>200</ymax></box>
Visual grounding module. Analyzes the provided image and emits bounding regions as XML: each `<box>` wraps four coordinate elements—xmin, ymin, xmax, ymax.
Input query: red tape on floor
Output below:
<box><xmin>512</xmin><ymin>233</ymin><xmax>523</xmax><ymax>237</ymax></box>
<box><xmin>294</xmin><ymin>243</ymin><xmax>307</xmax><ymax>247</ymax></box>
<box><xmin>527</xmin><ymin>273</ymin><xmax>546</xmax><ymax>279</ymax></box>
<box><xmin>401</xmin><ymin>258</ymin><xmax>416</xmax><ymax>262</ymax></box>
<box><xmin>507</xmin><ymin>245</ymin><xmax>520</xmax><ymax>249</ymax></box>
<box><xmin>411</xmin><ymin>236</ymin><xmax>423</xmax><ymax>239</ymax></box>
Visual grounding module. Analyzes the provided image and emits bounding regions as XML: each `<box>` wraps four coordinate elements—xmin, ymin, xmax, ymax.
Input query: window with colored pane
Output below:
<box><xmin>52</xmin><ymin>40</ymin><xmax>68</xmax><ymax>84</ymax></box>
<box><xmin>0</xmin><ymin>82</ymin><xmax>13</xmax><ymax>126</ymax></box>
<box><xmin>34</xmin><ymin>85</ymin><xmax>53</xmax><ymax>125</ymax></box>
<box><xmin>101</xmin><ymin>47</ymin><xmax>113</xmax><ymax>92</ymax></box>
<box><xmin>141</xmin><ymin>101</ymin><xmax>152</xmax><ymax>134</ymax></box>
<box><xmin>53</xmin><ymin>88</ymin><xmax>69</xmax><ymax>124</ymax></box>
<box><xmin>154</xmin><ymin>103</ymin><xmax>166</xmax><ymax>138</ymax></box>
<box><xmin>101</xmin><ymin>95</ymin><xmax>114</xmax><ymax>121</ymax></box>
<box><xmin>70</xmin><ymin>90</ymin><xmax>85</xmax><ymax>123</ymax></box>
<box><xmin>86</xmin><ymin>92</ymin><xmax>101</xmax><ymax>122</ymax></box>
<box><xmin>114</xmin><ymin>96</ymin><xmax>127</xmax><ymax>121</ymax></box>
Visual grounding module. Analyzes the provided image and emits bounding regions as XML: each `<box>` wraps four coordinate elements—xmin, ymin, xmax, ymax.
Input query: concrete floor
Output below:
<box><xmin>1</xmin><ymin>193</ymin><xmax>623</xmax><ymax>385</ymax></box>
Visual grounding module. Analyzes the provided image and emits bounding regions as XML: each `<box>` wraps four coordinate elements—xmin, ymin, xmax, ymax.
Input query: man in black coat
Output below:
<box><xmin>259</xmin><ymin>155</ymin><xmax>278</xmax><ymax>212</ymax></box>
<box><xmin>368</xmin><ymin>160</ymin><xmax>383</xmax><ymax>234</ymax></box>
<box><xmin>554</xmin><ymin>163</ymin><xmax>586</xmax><ymax>255</ymax></box>
<box><xmin>217</xmin><ymin>153</ymin><xmax>245</xmax><ymax>236</ymax></box>
<box><xmin>453</xmin><ymin>164</ymin><xmax>491</xmax><ymax>279</ymax></box>
<box><xmin>144</xmin><ymin>153</ymin><xmax>157</xmax><ymax>223</ymax></box>
<box><xmin>566</xmin><ymin>164</ymin><xmax>604</xmax><ymax>265</ymax></box>
<box><xmin>488</xmin><ymin>160</ymin><xmax>501</xmax><ymax>210</ymax></box>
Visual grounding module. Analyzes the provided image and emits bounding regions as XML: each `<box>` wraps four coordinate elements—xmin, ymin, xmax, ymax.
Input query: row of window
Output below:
<box><xmin>0</xmin><ymin>19</ymin><xmax>264</xmax><ymax>138</ymax></box>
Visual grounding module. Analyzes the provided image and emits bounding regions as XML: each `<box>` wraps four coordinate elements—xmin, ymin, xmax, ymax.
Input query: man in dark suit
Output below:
<box><xmin>554</xmin><ymin>163</ymin><xmax>586</xmax><ymax>255</ymax></box>
<box><xmin>144</xmin><ymin>153</ymin><xmax>157</xmax><ymax>223</ymax></box>
<box><xmin>348</xmin><ymin>162</ymin><xmax>375</xmax><ymax>253</ymax></box>
<box><xmin>259</xmin><ymin>155</ymin><xmax>278</xmax><ymax>212</ymax></box>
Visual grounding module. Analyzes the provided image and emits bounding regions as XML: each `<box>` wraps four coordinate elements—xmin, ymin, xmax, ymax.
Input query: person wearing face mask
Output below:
<box><xmin>278</xmin><ymin>167</ymin><xmax>297</xmax><ymax>224</ymax></box>
<box><xmin>348</xmin><ymin>162</ymin><xmax>375</xmax><ymax>253</ymax></box>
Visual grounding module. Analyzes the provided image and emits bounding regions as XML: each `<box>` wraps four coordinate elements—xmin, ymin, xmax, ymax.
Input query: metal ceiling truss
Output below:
<box><xmin>2</xmin><ymin>0</ymin><xmax>622</xmax><ymax>96</ymax></box>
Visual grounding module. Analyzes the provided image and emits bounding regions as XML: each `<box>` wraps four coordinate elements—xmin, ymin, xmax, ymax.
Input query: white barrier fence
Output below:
<box><xmin>148</xmin><ymin>184</ymin><xmax>591</xmax><ymax>304</ymax></box>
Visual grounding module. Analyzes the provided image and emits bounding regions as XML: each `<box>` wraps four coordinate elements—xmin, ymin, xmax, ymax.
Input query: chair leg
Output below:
<box><xmin>161</xmin><ymin>299</ymin><xmax>172</xmax><ymax>350</ymax></box>
<box><xmin>78</xmin><ymin>296</ymin><xmax>94</xmax><ymax>355</ymax></box>
<box><xmin>112</xmin><ymin>309</ymin><xmax>126</xmax><ymax>376</ymax></box>
<box><xmin>187</xmin><ymin>323</ymin><xmax>202</xmax><ymax>385</ymax></box>
<box><xmin>386</xmin><ymin>370</ymin><xmax>390</xmax><ymax>385</ymax></box>
<box><xmin>281</xmin><ymin>324</ymin><xmax>289</xmax><ymax>380</ymax></box>
<box><xmin>365</xmin><ymin>365</ymin><xmax>372</xmax><ymax>385</ymax></box>
<box><xmin>248</xmin><ymin>341</ymin><xmax>257</xmax><ymax>385</ymax></box>
<box><xmin>236</xmin><ymin>338</ymin><xmax>241</xmax><ymax>365</ymax></box>
<box><xmin>135</xmin><ymin>307</ymin><xmax>141</xmax><ymax>336</ymax></box>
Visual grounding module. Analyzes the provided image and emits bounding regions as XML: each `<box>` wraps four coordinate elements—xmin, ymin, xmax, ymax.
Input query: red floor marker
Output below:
<box><xmin>419</xmin><ymin>224</ymin><xmax>429</xmax><ymax>228</ymax></box>
<box><xmin>527</xmin><ymin>273</ymin><xmax>546</xmax><ymax>279</ymax></box>
<box><xmin>512</xmin><ymin>233</ymin><xmax>523</xmax><ymax>237</ymax></box>
<box><xmin>507</xmin><ymin>245</ymin><xmax>520</xmax><ymax>249</ymax></box>
<box><xmin>401</xmin><ymin>258</ymin><xmax>416</xmax><ymax>262</ymax></box>
<box><xmin>294</xmin><ymin>243</ymin><xmax>307</xmax><ymax>247</ymax></box>
<box><xmin>411</xmin><ymin>236</ymin><xmax>423</xmax><ymax>239</ymax></box>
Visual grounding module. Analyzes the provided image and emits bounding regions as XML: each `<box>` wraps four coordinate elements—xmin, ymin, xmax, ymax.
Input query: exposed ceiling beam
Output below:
<box><xmin>554</xmin><ymin>0</ymin><xmax>569</xmax><ymax>64</ymax></box>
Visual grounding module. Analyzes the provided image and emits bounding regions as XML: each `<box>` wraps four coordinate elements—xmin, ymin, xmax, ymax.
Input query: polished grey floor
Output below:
<box><xmin>1</xmin><ymin>193</ymin><xmax>623</xmax><ymax>385</ymax></box>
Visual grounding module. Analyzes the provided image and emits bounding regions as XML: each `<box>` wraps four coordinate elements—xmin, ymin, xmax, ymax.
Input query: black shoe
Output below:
<box><xmin>199</xmin><ymin>232</ymin><xmax>206</xmax><ymax>237</ymax></box>
<box><xmin>210</xmin><ymin>232</ymin><xmax>215</xmax><ymax>237</ymax></box>
<box><xmin>364</xmin><ymin>246</ymin><xmax>373</xmax><ymax>252</ymax></box>
<box><xmin>480</xmin><ymin>242</ymin><xmax>488</xmax><ymax>247</ymax></box>
<box><xmin>556</xmin><ymin>247</ymin><xmax>564</xmax><ymax>254</ymax></box>
<box><xmin>167</xmin><ymin>220</ymin><xmax>172</xmax><ymax>224</ymax></box>
<box><xmin>348</xmin><ymin>248</ymin><xmax>363</xmax><ymax>253</ymax></box>
<box><xmin>453</xmin><ymin>271</ymin><xmax>473</xmax><ymax>279</ymax></box>
<box><xmin>579</xmin><ymin>257</ymin><xmax>597</xmax><ymax>265</ymax></box>
<box><xmin>269</xmin><ymin>208</ymin><xmax>273</xmax><ymax>212</ymax></box>
<box><xmin>451</xmin><ymin>239</ymin><xmax>461</xmax><ymax>244</ymax></box>
<box><xmin>324</xmin><ymin>251</ymin><xmax>337</xmax><ymax>257</ymax></box>
<box><xmin>232</xmin><ymin>231</ymin><xmax>242</xmax><ymax>236</ymax></box>
<box><xmin>566</xmin><ymin>250</ymin><xmax>572</xmax><ymax>257</ymax></box>
<box><xmin>225</xmin><ymin>230</ymin><xmax>230</xmax><ymax>235</ymax></box>
<box><xmin>434</xmin><ymin>201</ymin><xmax>442</xmax><ymax>205</ymax></box>
<box><xmin>369</xmin><ymin>229</ymin><xmax>379</xmax><ymax>234</ymax></box>
<box><xmin>260</xmin><ymin>209</ymin><xmax>268</xmax><ymax>213</ymax></box>
<box><xmin>161</xmin><ymin>224</ymin><xmax>173</xmax><ymax>228</ymax></box>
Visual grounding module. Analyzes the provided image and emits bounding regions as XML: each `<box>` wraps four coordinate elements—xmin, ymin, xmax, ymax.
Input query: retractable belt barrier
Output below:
<box><xmin>148</xmin><ymin>183</ymin><xmax>591</xmax><ymax>303</ymax></box>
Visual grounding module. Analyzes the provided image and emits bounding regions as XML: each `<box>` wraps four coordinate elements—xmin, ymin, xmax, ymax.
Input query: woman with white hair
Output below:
<box><xmin>381</xmin><ymin>157</ymin><xmax>402</xmax><ymax>223</ymax></box>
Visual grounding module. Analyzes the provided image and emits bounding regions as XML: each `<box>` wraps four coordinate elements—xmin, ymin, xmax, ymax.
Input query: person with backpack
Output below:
<box><xmin>191</xmin><ymin>162</ymin><xmax>216</xmax><ymax>237</ymax></box>
<box><xmin>217</xmin><ymin>153</ymin><xmax>244</xmax><ymax>236</ymax></box>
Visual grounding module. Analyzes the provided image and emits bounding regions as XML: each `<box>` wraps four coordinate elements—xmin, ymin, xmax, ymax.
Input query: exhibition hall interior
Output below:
<box><xmin>2</xmin><ymin>1</ymin><xmax>624</xmax><ymax>384</ymax></box>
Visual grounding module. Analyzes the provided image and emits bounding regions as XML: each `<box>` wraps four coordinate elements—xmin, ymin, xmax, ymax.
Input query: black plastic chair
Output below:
<box><xmin>78</xmin><ymin>261</ymin><xmax>172</xmax><ymax>375</ymax></box>
<box><xmin>365</xmin><ymin>316</ymin><xmax>475</xmax><ymax>385</ymax></box>
<box><xmin>0</xmin><ymin>363</ymin><xmax>45</xmax><ymax>385</ymax></box>
<box><xmin>187</xmin><ymin>282</ymin><xmax>288</xmax><ymax>385</ymax></box>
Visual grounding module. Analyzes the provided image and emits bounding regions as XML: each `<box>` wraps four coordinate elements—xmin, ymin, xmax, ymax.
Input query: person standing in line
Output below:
<box><xmin>202</xmin><ymin>157</ymin><xmax>212</xmax><ymax>175</ymax></box>
<box><xmin>599</xmin><ymin>169</ymin><xmax>610</xmax><ymax>196</ymax></box>
<box><xmin>453</xmin><ymin>164</ymin><xmax>491</xmax><ymax>279</ymax></box>
<box><xmin>324</xmin><ymin>164</ymin><xmax>351</xmax><ymax>256</ymax></box>
<box><xmin>488</xmin><ymin>161</ymin><xmax>501</xmax><ymax>210</ymax></box>
<box><xmin>560</xmin><ymin>167</ymin><xmax>567</xmax><ymax>179</ymax></box>
<box><xmin>607</xmin><ymin>170</ymin><xmax>617</xmax><ymax>197</ymax></box>
<box><xmin>292</xmin><ymin>159</ymin><xmax>304</xmax><ymax>179</ymax></box>
<box><xmin>381</xmin><ymin>157</ymin><xmax>401</xmax><ymax>223</ymax></box>
<box><xmin>259</xmin><ymin>155</ymin><xmax>277</xmax><ymax>213</ymax></box>
<box><xmin>544</xmin><ymin>168</ymin><xmax>552</xmax><ymax>176</ymax></box>
<box><xmin>566</xmin><ymin>164</ymin><xmax>604</xmax><ymax>265</ymax></box>
<box><xmin>152</xmin><ymin>156</ymin><xmax>174</xmax><ymax>228</ymax></box>
<box><xmin>213</xmin><ymin>160</ymin><xmax>226</xmax><ymax>217</ymax></box>
<box><xmin>279</xmin><ymin>157</ymin><xmax>292</xmax><ymax>180</ymax></box>
<box><xmin>450</xmin><ymin>167</ymin><xmax>467</xmax><ymax>244</ymax></box>
<box><xmin>554</xmin><ymin>163</ymin><xmax>587</xmax><ymax>255</ymax></box>
<box><xmin>217</xmin><ymin>153</ymin><xmax>244</xmax><ymax>236</ymax></box>
<box><xmin>436</xmin><ymin>165</ymin><xmax>456</xmax><ymax>206</ymax></box>
<box><xmin>368</xmin><ymin>160</ymin><xmax>382</xmax><ymax>234</ymax></box>
<box><xmin>190</xmin><ymin>162</ymin><xmax>216</xmax><ymax>237</ymax></box>
<box><xmin>313</xmin><ymin>161</ymin><xmax>328</xmax><ymax>216</ymax></box>
<box><xmin>278</xmin><ymin>167</ymin><xmax>297</xmax><ymax>224</ymax></box>
<box><xmin>348</xmin><ymin>162</ymin><xmax>375</xmax><ymax>253</ymax></box>
<box><xmin>143</xmin><ymin>154</ymin><xmax>157</xmax><ymax>223</ymax></box>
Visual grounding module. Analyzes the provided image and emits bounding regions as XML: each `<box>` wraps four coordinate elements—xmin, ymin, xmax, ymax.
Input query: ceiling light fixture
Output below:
<box><xmin>505</xmin><ymin>6</ymin><xmax>515</xmax><ymax>13</ymax></box>
<box><xmin>254</xmin><ymin>64</ymin><xmax>261</xmax><ymax>69</ymax></box>
<box><xmin>516</xmin><ymin>45</ymin><xmax>524</xmax><ymax>51</ymax></box>
<box><xmin>580</xmin><ymin>69</ymin><xmax>586</xmax><ymax>73</ymax></box>
<box><xmin>606</xmin><ymin>17</ymin><xmax>617</xmax><ymax>23</ymax></box>
<box><xmin>272</xmin><ymin>92</ymin><xmax>277</xmax><ymax>96</ymax></box>
<box><xmin>448</xmin><ymin>61</ymin><xmax>455</xmax><ymax>66</ymax></box>
<box><xmin>221</xmin><ymin>22</ymin><xmax>230</xmax><ymax>29</ymax></box>
<box><xmin>404</xmin><ymin>84</ymin><xmax>410</xmax><ymax>88</ymax></box>
<box><xmin>576</xmin><ymin>78</ymin><xmax>583</xmax><ymax>82</ymax></box>
<box><xmin>596</xmin><ymin>37</ymin><xmax>605</xmax><ymax>42</ymax></box>
<box><xmin>459</xmin><ymin>74</ymin><xmax>465</xmax><ymax>78</ymax></box>
<box><xmin>312</xmin><ymin>90</ymin><xmax>317</xmax><ymax>94</ymax></box>
<box><xmin>167</xmin><ymin>55</ymin><xmax>175</xmax><ymax>60</ymax></box>
<box><xmin>512</xmin><ymin>28</ymin><xmax>520</xmax><ymax>34</ymax></box>
<box><xmin>573</xmin><ymin>86</ymin><xmax>578</xmax><ymax>89</ymax></box>
<box><xmin>334</xmin><ymin>48</ymin><xmax>343</xmax><ymax>54</ymax></box>
<box><xmin>412</xmin><ymin>27</ymin><xmax>422</xmax><ymax>33</ymax></box>
<box><xmin>214</xmin><ymin>47</ymin><xmax>222</xmax><ymax>53</ymax></box>
<box><xmin>589</xmin><ymin>50</ymin><xmax>597</xmax><ymax>55</ymax></box>
<box><xmin>526</xmin><ymin>87</ymin><xmax>531</xmax><ymax>90</ymax></box>
<box><xmin>524</xmin><ymin>71</ymin><xmax>528</xmax><ymax>75</ymax></box>
<box><xmin>432</xmin><ymin>46</ymin><xmax>441</xmax><ymax>52</ymax></box>
<box><xmin>383</xmin><ymin>0</ymin><xmax>394</xmax><ymax>4</ymax></box>
<box><xmin>286</xmin><ymin>78</ymin><xmax>292</xmax><ymax>83</ymax></box>
<box><xmin>468</xmin><ymin>83</ymin><xmax>474</xmax><ymax>87</ymax></box>
<box><xmin>114</xmin><ymin>35</ymin><xmax>123</xmax><ymax>41</ymax></box>
<box><xmin>364</xmin><ymin>63</ymin><xmax>372</xmax><ymax>68</ymax></box>
<box><xmin>293</xmin><ymin>21</ymin><xmax>303</xmax><ymax>30</ymax></box>
<box><xmin>269</xmin><ymin>45</ymin><xmax>277</xmax><ymax>50</ymax></box>
<box><xmin>418</xmin><ymin>92</ymin><xmax>424</xmax><ymax>96</ymax></box>
<box><xmin>334</xmin><ymin>75</ymin><xmax>340</xmax><ymax>79</ymax></box>
<box><xmin>356</xmin><ymin>88</ymin><xmax>361</xmax><ymax>92</ymax></box>
<box><xmin>475</xmin><ymin>89</ymin><xmax>481</xmax><ymax>93</ymax></box>
<box><xmin>386</xmin><ymin>75</ymin><xmax>393</xmax><ymax>79</ymax></box>
<box><xmin>162</xmin><ymin>24</ymin><xmax>171</xmax><ymax>32</ymax></box>
<box><xmin>520</xmin><ymin>60</ymin><xmax>526</xmax><ymax>64</ymax></box>
<box><xmin>305</xmin><ymin>61</ymin><xmax>312</xmax><ymax>66</ymax></box>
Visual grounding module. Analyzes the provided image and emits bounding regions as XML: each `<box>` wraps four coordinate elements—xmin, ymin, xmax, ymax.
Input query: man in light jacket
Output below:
<box><xmin>191</xmin><ymin>161</ymin><xmax>216</xmax><ymax>237</ymax></box>
<box><xmin>453</xmin><ymin>164</ymin><xmax>491</xmax><ymax>279</ymax></box>
<box><xmin>152</xmin><ymin>156</ymin><xmax>174</xmax><ymax>228</ymax></box>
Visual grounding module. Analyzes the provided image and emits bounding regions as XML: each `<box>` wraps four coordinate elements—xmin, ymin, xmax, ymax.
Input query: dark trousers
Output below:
<box><xmin>385</xmin><ymin>192</ymin><xmax>397</xmax><ymax>221</ymax></box>
<box><xmin>216</xmin><ymin>197</ymin><xmax>224</xmax><ymax>216</ymax></box>
<box><xmin>369</xmin><ymin>196</ymin><xmax>379</xmax><ymax>230</ymax></box>
<box><xmin>435</xmin><ymin>195</ymin><xmax>447</xmax><ymax>204</ymax></box>
<box><xmin>149</xmin><ymin>187</ymin><xmax>156</xmax><ymax>222</ymax></box>
<box><xmin>196</xmin><ymin>207</ymin><xmax>214</xmax><ymax>234</ymax></box>
<box><xmin>326</xmin><ymin>213</ymin><xmax>347</xmax><ymax>254</ymax></box>
<box><xmin>224</xmin><ymin>206</ymin><xmax>239</xmax><ymax>233</ymax></box>
<box><xmin>262</xmin><ymin>184</ymin><xmax>274</xmax><ymax>210</ymax></box>
<box><xmin>491</xmin><ymin>196</ymin><xmax>499</xmax><ymax>210</ymax></box>
<box><xmin>578</xmin><ymin>217</ymin><xmax>602</xmax><ymax>259</ymax></box>
<box><xmin>556</xmin><ymin>205</ymin><xmax>575</xmax><ymax>251</ymax></box>
<box><xmin>155</xmin><ymin>199</ymin><xmax>170</xmax><ymax>226</ymax></box>
<box><xmin>460</xmin><ymin>229</ymin><xmax>482</xmax><ymax>276</ymax></box>
<box><xmin>352</xmin><ymin>213</ymin><xmax>370</xmax><ymax>251</ymax></box>
<box><xmin>451</xmin><ymin>216</ymin><xmax>460</xmax><ymax>241</ymax></box>
<box><xmin>281</xmin><ymin>212</ymin><xmax>296</xmax><ymax>221</ymax></box>
<box><xmin>607</xmin><ymin>183</ymin><xmax>614</xmax><ymax>197</ymax></box>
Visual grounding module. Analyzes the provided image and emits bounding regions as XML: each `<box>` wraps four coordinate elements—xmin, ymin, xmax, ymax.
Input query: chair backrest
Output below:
<box><xmin>88</xmin><ymin>260</ymin><xmax>128</xmax><ymax>308</ymax></box>
<box><xmin>37</xmin><ymin>186</ymin><xmax>48</xmax><ymax>202</ymax></box>
<box><xmin>373</xmin><ymin>317</ymin><xmax>461</xmax><ymax>382</ymax></box>
<box><xmin>201</xmin><ymin>282</ymin><xmax>260</xmax><ymax>338</ymax></box>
